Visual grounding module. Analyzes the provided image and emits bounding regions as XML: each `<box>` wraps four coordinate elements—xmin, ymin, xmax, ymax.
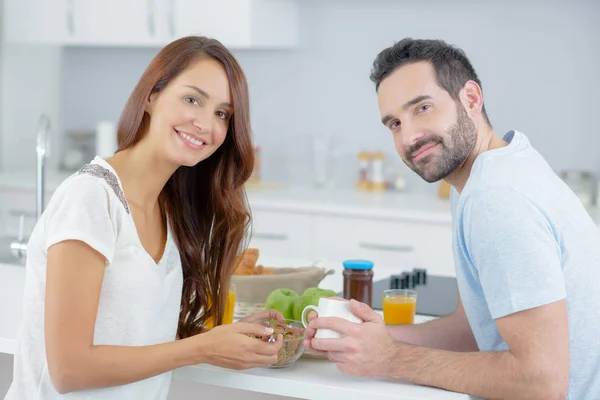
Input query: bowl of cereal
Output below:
<box><xmin>248</xmin><ymin>319</ymin><xmax>305</xmax><ymax>368</ymax></box>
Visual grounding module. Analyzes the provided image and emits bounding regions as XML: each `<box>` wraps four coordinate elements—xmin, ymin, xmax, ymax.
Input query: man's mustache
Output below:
<box><xmin>408</xmin><ymin>136</ymin><xmax>443</xmax><ymax>159</ymax></box>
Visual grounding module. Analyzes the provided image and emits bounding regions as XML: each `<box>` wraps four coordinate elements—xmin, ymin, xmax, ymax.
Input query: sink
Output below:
<box><xmin>0</xmin><ymin>114</ymin><xmax>51</xmax><ymax>267</ymax></box>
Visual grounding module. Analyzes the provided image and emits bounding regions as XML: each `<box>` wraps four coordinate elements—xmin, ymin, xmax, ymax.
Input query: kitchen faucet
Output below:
<box><xmin>10</xmin><ymin>114</ymin><xmax>50</xmax><ymax>261</ymax></box>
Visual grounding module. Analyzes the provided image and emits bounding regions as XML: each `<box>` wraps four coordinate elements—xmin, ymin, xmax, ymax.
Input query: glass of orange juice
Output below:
<box><xmin>222</xmin><ymin>283</ymin><xmax>236</xmax><ymax>325</ymax></box>
<box><xmin>205</xmin><ymin>283</ymin><xmax>236</xmax><ymax>328</ymax></box>
<box><xmin>382</xmin><ymin>289</ymin><xmax>417</xmax><ymax>325</ymax></box>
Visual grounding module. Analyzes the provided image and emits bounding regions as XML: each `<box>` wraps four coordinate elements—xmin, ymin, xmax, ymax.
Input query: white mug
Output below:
<box><xmin>301</xmin><ymin>297</ymin><xmax>363</xmax><ymax>339</ymax></box>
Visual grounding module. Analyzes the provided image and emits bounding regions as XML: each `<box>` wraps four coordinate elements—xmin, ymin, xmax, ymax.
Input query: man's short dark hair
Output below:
<box><xmin>370</xmin><ymin>38</ymin><xmax>491</xmax><ymax>126</ymax></box>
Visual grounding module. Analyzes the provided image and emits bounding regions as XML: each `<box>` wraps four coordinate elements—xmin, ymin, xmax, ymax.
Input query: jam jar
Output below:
<box><xmin>342</xmin><ymin>259</ymin><xmax>374</xmax><ymax>307</ymax></box>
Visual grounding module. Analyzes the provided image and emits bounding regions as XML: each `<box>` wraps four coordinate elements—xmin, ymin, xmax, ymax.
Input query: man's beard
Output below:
<box><xmin>406</xmin><ymin>104</ymin><xmax>477</xmax><ymax>183</ymax></box>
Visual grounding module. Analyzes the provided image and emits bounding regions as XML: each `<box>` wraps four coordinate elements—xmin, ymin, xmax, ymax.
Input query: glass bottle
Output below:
<box><xmin>342</xmin><ymin>259</ymin><xmax>374</xmax><ymax>307</ymax></box>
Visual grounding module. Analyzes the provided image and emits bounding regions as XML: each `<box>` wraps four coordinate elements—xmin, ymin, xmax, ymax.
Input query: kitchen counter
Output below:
<box><xmin>0</xmin><ymin>170</ymin><xmax>453</xmax><ymax>223</ymax></box>
<box><xmin>0</xmin><ymin>262</ymin><xmax>466</xmax><ymax>399</ymax></box>
<box><xmin>173</xmin><ymin>357</ymin><xmax>467</xmax><ymax>400</ymax></box>
<box><xmin>0</xmin><ymin>170</ymin><xmax>72</xmax><ymax>193</ymax></box>
<box><xmin>2</xmin><ymin>170</ymin><xmax>600</xmax><ymax>227</ymax></box>
<box><xmin>246</xmin><ymin>186</ymin><xmax>453</xmax><ymax>223</ymax></box>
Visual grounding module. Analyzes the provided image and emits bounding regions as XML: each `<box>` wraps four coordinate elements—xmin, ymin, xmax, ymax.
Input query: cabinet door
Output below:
<box><xmin>248</xmin><ymin>209</ymin><xmax>312</xmax><ymax>260</ymax></box>
<box><xmin>314</xmin><ymin>215</ymin><xmax>455</xmax><ymax>279</ymax></box>
<box><xmin>171</xmin><ymin>0</ymin><xmax>251</xmax><ymax>47</ymax></box>
<box><xmin>70</xmin><ymin>0</ymin><xmax>161</xmax><ymax>46</ymax></box>
<box><xmin>3</xmin><ymin>0</ymin><xmax>69</xmax><ymax>43</ymax></box>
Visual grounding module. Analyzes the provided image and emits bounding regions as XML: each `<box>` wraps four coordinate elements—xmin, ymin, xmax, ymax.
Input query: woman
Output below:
<box><xmin>5</xmin><ymin>36</ymin><xmax>283</xmax><ymax>400</ymax></box>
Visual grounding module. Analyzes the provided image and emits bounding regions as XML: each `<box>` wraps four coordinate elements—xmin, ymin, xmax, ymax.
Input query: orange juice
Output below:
<box><xmin>383</xmin><ymin>296</ymin><xmax>416</xmax><ymax>325</ymax></box>
<box><xmin>205</xmin><ymin>286</ymin><xmax>236</xmax><ymax>328</ymax></box>
<box><xmin>221</xmin><ymin>290</ymin><xmax>236</xmax><ymax>325</ymax></box>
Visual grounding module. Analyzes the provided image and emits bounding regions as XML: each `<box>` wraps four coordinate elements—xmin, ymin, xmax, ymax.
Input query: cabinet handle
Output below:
<box><xmin>147</xmin><ymin>0</ymin><xmax>155</xmax><ymax>36</ymax></box>
<box><xmin>67</xmin><ymin>0</ymin><xmax>74</xmax><ymax>36</ymax></box>
<box><xmin>253</xmin><ymin>233</ymin><xmax>289</xmax><ymax>241</ymax></box>
<box><xmin>168</xmin><ymin>0</ymin><xmax>175</xmax><ymax>37</ymax></box>
<box><xmin>359</xmin><ymin>242</ymin><xmax>414</xmax><ymax>253</ymax></box>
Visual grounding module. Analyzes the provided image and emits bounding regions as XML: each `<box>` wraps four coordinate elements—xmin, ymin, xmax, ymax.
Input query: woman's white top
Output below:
<box><xmin>5</xmin><ymin>156</ymin><xmax>183</xmax><ymax>400</ymax></box>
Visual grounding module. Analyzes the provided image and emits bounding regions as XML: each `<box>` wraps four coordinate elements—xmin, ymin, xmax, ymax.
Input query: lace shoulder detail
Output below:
<box><xmin>77</xmin><ymin>164</ymin><xmax>130</xmax><ymax>214</ymax></box>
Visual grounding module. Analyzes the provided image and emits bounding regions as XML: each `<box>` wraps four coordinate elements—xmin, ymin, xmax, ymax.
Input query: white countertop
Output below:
<box><xmin>0</xmin><ymin>262</ymin><xmax>466</xmax><ymax>399</ymax></box>
<box><xmin>2</xmin><ymin>170</ymin><xmax>600</xmax><ymax>226</ymax></box>
<box><xmin>174</xmin><ymin>357</ymin><xmax>467</xmax><ymax>400</ymax></box>
<box><xmin>0</xmin><ymin>170</ymin><xmax>453</xmax><ymax>223</ymax></box>
<box><xmin>0</xmin><ymin>170</ymin><xmax>72</xmax><ymax>193</ymax></box>
<box><xmin>247</xmin><ymin>186</ymin><xmax>453</xmax><ymax>223</ymax></box>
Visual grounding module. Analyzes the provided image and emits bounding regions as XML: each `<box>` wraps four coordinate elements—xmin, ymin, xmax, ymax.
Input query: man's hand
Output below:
<box><xmin>303</xmin><ymin>296</ymin><xmax>346</xmax><ymax>355</ymax></box>
<box><xmin>308</xmin><ymin>299</ymin><xmax>397</xmax><ymax>377</ymax></box>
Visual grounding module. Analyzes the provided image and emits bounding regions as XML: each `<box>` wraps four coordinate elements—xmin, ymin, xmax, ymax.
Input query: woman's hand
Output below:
<box><xmin>238</xmin><ymin>309</ymin><xmax>286</xmax><ymax>324</ymax></box>
<box><xmin>191</xmin><ymin>322</ymin><xmax>283</xmax><ymax>370</ymax></box>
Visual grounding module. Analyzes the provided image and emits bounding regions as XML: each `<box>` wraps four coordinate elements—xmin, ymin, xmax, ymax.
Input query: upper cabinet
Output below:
<box><xmin>3</xmin><ymin>0</ymin><xmax>298</xmax><ymax>49</ymax></box>
<box><xmin>4</xmin><ymin>0</ymin><xmax>70</xmax><ymax>44</ymax></box>
<box><xmin>70</xmin><ymin>0</ymin><xmax>159</xmax><ymax>46</ymax></box>
<box><xmin>172</xmin><ymin>0</ymin><xmax>298</xmax><ymax>49</ymax></box>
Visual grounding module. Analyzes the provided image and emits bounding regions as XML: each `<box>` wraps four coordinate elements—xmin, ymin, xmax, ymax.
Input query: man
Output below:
<box><xmin>304</xmin><ymin>38</ymin><xmax>600</xmax><ymax>400</ymax></box>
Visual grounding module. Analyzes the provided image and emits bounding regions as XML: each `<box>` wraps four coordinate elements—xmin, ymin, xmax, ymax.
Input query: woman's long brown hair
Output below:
<box><xmin>115</xmin><ymin>36</ymin><xmax>253</xmax><ymax>338</ymax></box>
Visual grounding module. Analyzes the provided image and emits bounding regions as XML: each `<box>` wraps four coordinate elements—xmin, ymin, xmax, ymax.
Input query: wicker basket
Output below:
<box><xmin>232</xmin><ymin>265</ymin><xmax>335</xmax><ymax>319</ymax></box>
<box><xmin>234</xmin><ymin>301</ymin><xmax>267</xmax><ymax>319</ymax></box>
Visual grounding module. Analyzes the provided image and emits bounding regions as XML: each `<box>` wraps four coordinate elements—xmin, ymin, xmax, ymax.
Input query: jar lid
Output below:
<box><xmin>343</xmin><ymin>259</ymin><xmax>374</xmax><ymax>270</ymax></box>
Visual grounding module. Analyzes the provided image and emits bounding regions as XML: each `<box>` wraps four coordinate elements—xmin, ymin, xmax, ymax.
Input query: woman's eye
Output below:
<box><xmin>185</xmin><ymin>96</ymin><xmax>199</xmax><ymax>106</ymax></box>
<box><xmin>216</xmin><ymin>111</ymin><xmax>230</xmax><ymax>121</ymax></box>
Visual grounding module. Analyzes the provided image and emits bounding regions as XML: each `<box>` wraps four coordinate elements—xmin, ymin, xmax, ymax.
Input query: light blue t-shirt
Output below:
<box><xmin>451</xmin><ymin>130</ymin><xmax>600</xmax><ymax>399</ymax></box>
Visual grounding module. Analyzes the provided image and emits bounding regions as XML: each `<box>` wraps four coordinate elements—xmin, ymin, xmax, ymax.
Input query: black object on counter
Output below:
<box><xmin>390</xmin><ymin>268</ymin><xmax>427</xmax><ymax>290</ymax></box>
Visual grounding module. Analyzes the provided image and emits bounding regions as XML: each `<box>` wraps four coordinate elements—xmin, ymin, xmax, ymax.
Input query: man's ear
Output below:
<box><xmin>461</xmin><ymin>80</ymin><xmax>483</xmax><ymax>119</ymax></box>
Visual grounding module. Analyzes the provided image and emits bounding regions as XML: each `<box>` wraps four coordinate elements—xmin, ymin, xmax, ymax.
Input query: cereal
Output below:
<box><xmin>247</xmin><ymin>321</ymin><xmax>305</xmax><ymax>367</ymax></box>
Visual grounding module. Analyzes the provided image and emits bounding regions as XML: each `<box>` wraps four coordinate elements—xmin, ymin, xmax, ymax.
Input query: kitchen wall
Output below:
<box><xmin>0</xmin><ymin>0</ymin><xmax>63</xmax><ymax>174</ymax></box>
<box><xmin>0</xmin><ymin>0</ymin><xmax>4</xmax><ymax>170</ymax></box>
<box><xmin>5</xmin><ymin>0</ymin><xmax>600</xmax><ymax>193</ymax></box>
<box><xmin>0</xmin><ymin>45</ymin><xmax>63</xmax><ymax>172</ymax></box>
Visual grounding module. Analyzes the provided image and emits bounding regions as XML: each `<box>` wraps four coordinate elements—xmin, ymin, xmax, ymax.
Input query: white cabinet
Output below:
<box><xmin>4</xmin><ymin>0</ymin><xmax>163</xmax><ymax>46</ymax></box>
<box><xmin>173</xmin><ymin>0</ymin><xmax>298</xmax><ymax>48</ymax></box>
<box><xmin>3</xmin><ymin>0</ymin><xmax>70</xmax><ymax>44</ymax></box>
<box><xmin>173</xmin><ymin>0</ymin><xmax>251</xmax><ymax>47</ymax></box>
<box><xmin>313</xmin><ymin>215</ymin><xmax>455</xmax><ymax>279</ymax></box>
<box><xmin>3</xmin><ymin>0</ymin><xmax>298</xmax><ymax>49</ymax></box>
<box><xmin>248</xmin><ymin>208</ymin><xmax>312</xmax><ymax>260</ymax></box>
<box><xmin>69</xmin><ymin>0</ymin><xmax>160</xmax><ymax>46</ymax></box>
<box><xmin>246</xmin><ymin>209</ymin><xmax>455</xmax><ymax>280</ymax></box>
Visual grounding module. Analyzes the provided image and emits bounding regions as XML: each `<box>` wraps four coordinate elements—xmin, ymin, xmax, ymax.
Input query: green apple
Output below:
<box><xmin>302</xmin><ymin>287</ymin><xmax>337</xmax><ymax>298</ymax></box>
<box><xmin>293</xmin><ymin>287</ymin><xmax>338</xmax><ymax>321</ymax></box>
<box><xmin>264</xmin><ymin>288</ymin><xmax>299</xmax><ymax>320</ymax></box>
